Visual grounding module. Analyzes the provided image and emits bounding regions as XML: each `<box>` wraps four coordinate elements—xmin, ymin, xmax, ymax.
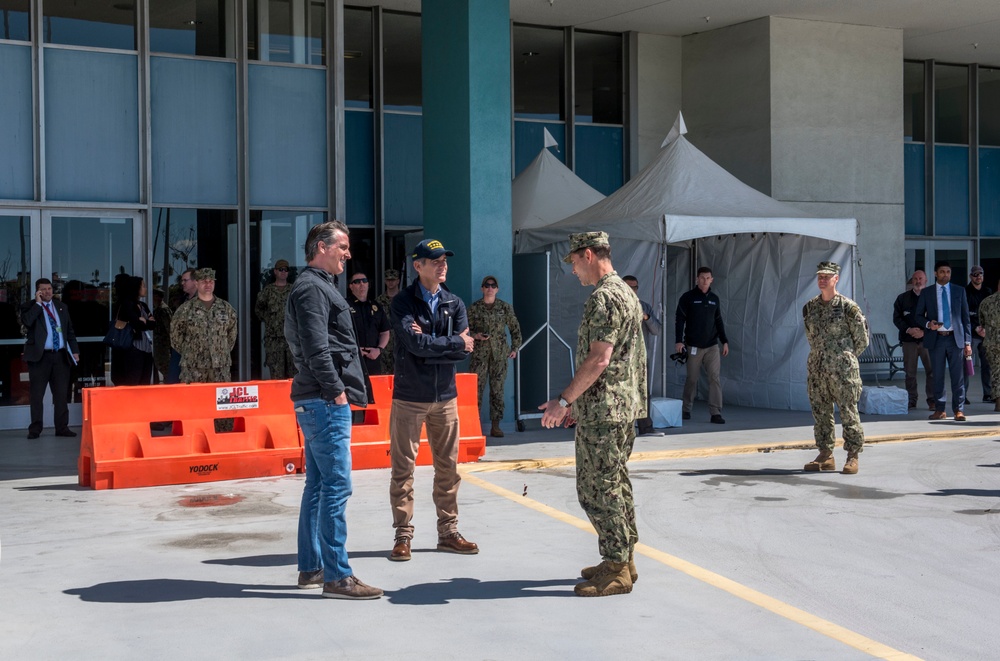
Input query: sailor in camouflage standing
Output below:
<box><xmin>539</xmin><ymin>232</ymin><xmax>646</xmax><ymax>598</ymax></box>
<box><xmin>254</xmin><ymin>258</ymin><xmax>297</xmax><ymax>379</ymax></box>
<box><xmin>802</xmin><ymin>261</ymin><xmax>869</xmax><ymax>475</ymax></box>
<box><xmin>171</xmin><ymin>267</ymin><xmax>238</xmax><ymax>384</ymax></box>
<box><xmin>976</xmin><ymin>282</ymin><xmax>1000</xmax><ymax>412</ymax></box>
<box><xmin>468</xmin><ymin>275</ymin><xmax>522</xmax><ymax>438</ymax></box>
<box><xmin>377</xmin><ymin>269</ymin><xmax>401</xmax><ymax>376</ymax></box>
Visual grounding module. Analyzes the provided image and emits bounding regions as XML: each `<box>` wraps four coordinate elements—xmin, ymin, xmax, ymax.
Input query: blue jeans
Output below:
<box><xmin>295</xmin><ymin>398</ymin><xmax>354</xmax><ymax>581</ymax></box>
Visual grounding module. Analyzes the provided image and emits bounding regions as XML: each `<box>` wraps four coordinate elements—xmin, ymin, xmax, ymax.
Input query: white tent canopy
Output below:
<box><xmin>512</xmin><ymin>146</ymin><xmax>605</xmax><ymax>232</ymax></box>
<box><xmin>514</xmin><ymin>116</ymin><xmax>858</xmax><ymax>411</ymax></box>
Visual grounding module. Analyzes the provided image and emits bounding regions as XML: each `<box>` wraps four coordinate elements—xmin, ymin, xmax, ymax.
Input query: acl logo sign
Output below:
<box><xmin>216</xmin><ymin>385</ymin><xmax>259</xmax><ymax>410</ymax></box>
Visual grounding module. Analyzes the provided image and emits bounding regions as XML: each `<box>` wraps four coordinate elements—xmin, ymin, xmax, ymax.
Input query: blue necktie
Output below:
<box><xmin>46</xmin><ymin>303</ymin><xmax>60</xmax><ymax>351</ymax></box>
<box><xmin>941</xmin><ymin>285</ymin><xmax>951</xmax><ymax>330</ymax></box>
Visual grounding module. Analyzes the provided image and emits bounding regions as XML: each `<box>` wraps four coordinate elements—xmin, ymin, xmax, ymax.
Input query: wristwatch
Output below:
<box><xmin>558</xmin><ymin>395</ymin><xmax>570</xmax><ymax>408</ymax></box>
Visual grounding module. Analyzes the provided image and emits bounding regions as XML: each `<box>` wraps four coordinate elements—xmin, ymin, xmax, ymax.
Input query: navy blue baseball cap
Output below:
<box><xmin>411</xmin><ymin>239</ymin><xmax>454</xmax><ymax>260</ymax></box>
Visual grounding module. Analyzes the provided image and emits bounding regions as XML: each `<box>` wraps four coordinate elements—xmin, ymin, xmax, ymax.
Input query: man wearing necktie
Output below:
<box><xmin>20</xmin><ymin>278</ymin><xmax>80</xmax><ymax>439</ymax></box>
<box><xmin>915</xmin><ymin>261</ymin><xmax>973</xmax><ymax>421</ymax></box>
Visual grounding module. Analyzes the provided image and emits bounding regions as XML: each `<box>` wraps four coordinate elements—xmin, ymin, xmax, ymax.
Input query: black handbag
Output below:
<box><xmin>103</xmin><ymin>319</ymin><xmax>133</xmax><ymax>349</ymax></box>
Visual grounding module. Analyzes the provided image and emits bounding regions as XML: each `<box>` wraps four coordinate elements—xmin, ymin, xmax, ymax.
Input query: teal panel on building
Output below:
<box><xmin>345</xmin><ymin>110</ymin><xmax>375</xmax><ymax>225</ymax></box>
<box><xmin>248</xmin><ymin>64</ymin><xmax>327</xmax><ymax>208</ymax></box>
<box><xmin>384</xmin><ymin>113</ymin><xmax>423</xmax><ymax>227</ymax></box>
<box><xmin>904</xmin><ymin>143</ymin><xmax>925</xmax><ymax>235</ymax></box>
<box><xmin>151</xmin><ymin>56</ymin><xmax>238</xmax><ymax>206</ymax></box>
<box><xmin>44</xmin><ymin>49</ymin><xmax>140</xmax><ymax>203</ymax></box>
<box><xmin>0</xmin><ymin>43</ymin><xmax>33</xmax><ymax>200</ymax></box>
<box><xmin>934</xmin><ymin>145</ymin><xmax>969</xmax><ymax>236</ymax></box>
<box><xmin>575</xmin><ymin>124</ymin><xmax>623</xmax><ymax>196</ymax></box>
<box><xmin>981</xmin><ymin>147</ymin><xmax>1000</xmax><ymax>237</ymax></box>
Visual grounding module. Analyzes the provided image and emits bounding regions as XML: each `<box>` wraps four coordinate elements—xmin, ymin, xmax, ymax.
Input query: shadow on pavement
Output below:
<box><xmin>64</xmin><ymin>579</ymin><xmax>303</xmax><ymax>603</ymax></box>
<box><xmin>386</xmin><ymin>577</ymin><xmax>578</xmax><ymax>605</ymax></box>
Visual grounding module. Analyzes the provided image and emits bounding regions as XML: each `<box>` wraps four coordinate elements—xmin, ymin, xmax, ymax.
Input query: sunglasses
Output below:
<box><xmin>350</xmin><ymin>278</ymin><xmax>369</xmax><ymax>285</ymax></box>
<box><xmin>276</xmin><ymin>267</ymin><xmax>288</xmax><ymax>272</ymax></box>
<box><xmin>483</xmin><ymin>283</ymin><xmax>498</xmax><ymax>289</ymax></box>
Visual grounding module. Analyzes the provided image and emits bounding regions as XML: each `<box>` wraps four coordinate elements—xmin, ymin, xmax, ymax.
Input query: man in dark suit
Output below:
<box><xmin>20</xmin><ymin>278</ymin><xmax>80</xmax><ymax>438</ymax></box>
<box><xmin>915</xmin><ymin>261</ymin><xmax>973</xmax><ymax>421</ymax></box>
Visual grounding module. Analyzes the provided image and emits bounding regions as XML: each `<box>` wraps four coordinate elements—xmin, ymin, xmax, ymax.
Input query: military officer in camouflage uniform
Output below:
<box><xmin>254</xmin><ymin>258</ymin><xmax>296</xmax><ymax>379</ymax></box>
<box><xmin>802</xmin><ymin>261</ymin><xmax>869</xmax><ymax>475</ymax></box>
<box><xmin>976</xmin><ymin>285</ymin><xmax>1000</xmax><ymax>412</ymax></box>
<box><xmin>468</xmin><ymin>275</ymin><xmax>522</xmax><ymax>438</ymax></box>
<box><xmin>151</xmin><ymin>287</ymin><xmax>172</xmax><ymax>382</ymax></box>
<box><xmin>171</xmin><ymin>267</ymin><xmax>238</xmax><ymax>384</ymax></box>
<box><xmin>540</xmin><ymin>232</ymin><xmax>646</xmax><ymax>598</ymax></box>
<box><xmin>377</xmin><ymin>269</ymin><xmax>401</xmax><ymax>376</ymax></box>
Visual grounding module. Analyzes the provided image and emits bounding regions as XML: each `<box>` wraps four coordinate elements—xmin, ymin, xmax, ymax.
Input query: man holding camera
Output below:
<box><xmin>674</xmin><ymin>266</ymin><xmax>729</xmax><ymax>424</ymax></box>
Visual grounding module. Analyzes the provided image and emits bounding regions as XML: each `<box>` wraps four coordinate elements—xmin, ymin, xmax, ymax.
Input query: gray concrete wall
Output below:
<box><xmin>635</xmin><ymin>33</ymin><xmax>682</xmax><ymax>171</ymax></box>
<box><xmin>681</xmin><ymin>18</ymin><xmax>772</xmax><ymax>194</ymax></box>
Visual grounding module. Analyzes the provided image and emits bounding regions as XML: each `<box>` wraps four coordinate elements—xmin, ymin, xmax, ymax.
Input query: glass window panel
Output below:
<box><xmin>150</xmin><ymin>0</ymin><xmax>235</xmax><ymax>58</ymax></box>
<box><xmin>574</xmin><ymin>31</ymin><xmax>622</xmax><ymax>125</ymax></box>
<box><xmin>904</xmin><ymin>143</ymin><xmax>925</xmax><ymax>235</ymax></box>
<box><xmin>513</xmin><ymin>25</ymin><xmax>564</xmax><ymax>120</ymax></box>
<box><xmin>979</xmin><ymin>240</ymin><xmax>1000</xmax><ymax>292</ymax></box>
<box><xmin>0</xmin><ymin>1</ymin><xmax>30</xmax><ymax>41</ymax></box>
<box><xmin>383</xmin><ymin>12</ymin><xmax>421</xmax><ymax>112</ymax></box>
<box><xmin>248</xmin><ymin>0</ymin><xmax>324</xmax><ymax>66</ymax></box>
<box><xmin>0</xmin><ymin>214</ymin><xmax>31</xmax><ymax>408</ymax></box>
<box><xmin>514</xmin><ymin>120</ymin><xmax>565</xmax><ymax>176</ymax></box>
<box><xmin>903</xmin><ymin>61</ymin><xmax>925</xmax><ymax>142</ymax></box>
<box><xmin>0</xmin><ymin>43</ymin><xmax>33</xmax><ymax>200</ymax></box>
<box><xmin>980</xmin><ymin>67</ymin><xmax>1000</xmax><ymax>148</ymax></box>
<box><xmin>934</xmin><ymin>145</ymin><xmax>970</xmax><ymax>235</ymax></box>
<box><xmin>383</xmin><ymin>112</ymin><xmax>422</xmax><ymax>226</ymax></box>
<box><xmin>575</xmin><ymin>124</ymin><xmax>622</xmax><ymax>195</ymax></box>
<box><xmin>42</xmin><ymin>0</ymin><xmax>135</xmax><ymax>50</ymax></box>
<box><xmin>248</xmin><ymin>210</ymin><xmax>322</xmax><ymax>378</ymax></box>
<box><xmin>344</xmin><ymin>7</ymin><xmax>372</xmax><ymax>109</ymax></box>
<box><xmin>935</xmin><ymin>63</ymin><xmax>968</xmax><ymax>145</ymax></box>
<box><xmin>346</xmin><ymin>110</ymin><xmax>375</xmax><ymax>225</ymax></box>
<box><xmin>980</xmin><ymin>147</ymin><xmax>1000</xmax><ymax>237</ymax></box>
<box><xmin>151</xmin><ymin>56</ymin><xmax>238</xmax><ymax>205</ymax></box>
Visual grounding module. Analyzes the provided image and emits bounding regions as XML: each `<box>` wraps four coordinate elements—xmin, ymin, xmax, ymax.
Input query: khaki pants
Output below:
<box><xmin>682</xmin><ymin>344</ymin><xmax>722</xmax><ymax>415</ymax></box>
<box><xmin>389</xmin><ymin>397</ymin><xmax>461</xmax><ymax>540</ymax></box>
<box><xmin>902</xmin><ymin>340</ymin><xmax>934</xmax><ymax>407</ymax></box>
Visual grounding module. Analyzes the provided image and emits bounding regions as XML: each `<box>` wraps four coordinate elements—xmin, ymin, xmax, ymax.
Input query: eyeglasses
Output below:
<box><xmin>350</xmin><ymin>278</ymin><xmax>369</xmax><ymax>285</ymax></box>
<box><xmin>276</xmin><ymin>267</ymin><xmax>288</xmax><ymax>272</ymax></box>
<box><xmin>483</xmin><ymin>283</ymin><xmax>498</xmax><ymax>289</ymax></box>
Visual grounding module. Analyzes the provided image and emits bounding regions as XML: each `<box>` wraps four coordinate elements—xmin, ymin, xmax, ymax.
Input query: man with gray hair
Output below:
<box><xmin>893</xmin><ymin>269</ymin><xmax>934</xmax><ymax>410</ymax></box>
<box><xmin>285</xmin><ymin>220</ymin><xmax>383</xmax><ymax>600</ymax></box>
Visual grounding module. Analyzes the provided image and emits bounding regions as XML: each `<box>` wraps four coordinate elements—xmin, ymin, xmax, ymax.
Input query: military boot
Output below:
<box><xmin>490</xmin><ymin>419</ymin><xmax>504</xmax><ymax>438</ymax></box>
<box><xmin>842</xmin><ymin>450</ymin><xmax>859</xmax><ymax>475</ymax></box>
<box><xmin>581</xmin><ymin>555</ymin><xmax>638</xmax><ymax>583</ymax></box>
<box><xmin>574</xmin><ymin>561</ymin><xmax>633</xmax><ymax>597</ymax></box>
<box><xmin>804</xmin><ymin>449</ymin><xmax>836</xmax><ymax>472</ymax></box>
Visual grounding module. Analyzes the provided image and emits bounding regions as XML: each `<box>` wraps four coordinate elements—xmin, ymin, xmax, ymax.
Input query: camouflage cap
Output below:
<box><xmin>816</xmin><ymin>261</ymin><xmax>840</xmax><ymax>275</ymax></box>
<box><xmin>481</xmin><ymin>274</ymin><xmax>499</xmax><ymax>287</ymax></box>
<box><xmin>274</xmin><ymin>259</ymin><xmax>289</xmax><ymax>270</ymax></box>
<box><xmin>562</xmin><ymin>231</ymin><xmax>610</xmax><ymax>263</ymax></box>
<box><xmin>194</xmin><ymin>267</ymin><xmax>216</xmax><ymax>281</ymax></box>
<box><xmin>384</xmin><ymin>269</ymin><xmax>401</xmax><ymax>280</ymax></box>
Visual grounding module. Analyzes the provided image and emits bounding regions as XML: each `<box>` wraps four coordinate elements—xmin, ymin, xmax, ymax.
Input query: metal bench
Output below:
<box><xmin>859</xmin><ymin>332</ymin><xmax>902</xmax><ymax>380</ymax></box>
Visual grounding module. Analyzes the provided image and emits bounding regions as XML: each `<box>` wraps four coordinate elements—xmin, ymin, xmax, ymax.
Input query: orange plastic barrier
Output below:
<box><xmin>347</xmin><ymin>373</ymin><xmax>486</xmax><ymax>470</ymax></box>
<box><xmin>79</xmin><ymin>381</ymin><xmax>303</xmax><ymax>490</ymax></box>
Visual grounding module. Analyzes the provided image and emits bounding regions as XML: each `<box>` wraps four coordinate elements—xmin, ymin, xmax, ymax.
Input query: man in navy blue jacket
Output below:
<box><xmin>388</xmin><ymin>239</ymin><xmax>477</xmax><ymax>562</ymax></box>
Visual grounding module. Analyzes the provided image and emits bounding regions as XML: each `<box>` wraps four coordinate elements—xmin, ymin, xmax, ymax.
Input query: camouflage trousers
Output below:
<box><xmin>807</xmin><ymin>372</ymin><xmax>864</xmax><ymax>453</ymax></box>
<box><xmin>470</xmin><ymin>351</ymin><xmax>507</xmax><ymax>420</ymax></box>
<box><xmin>264</xmin><ymin>337</ymin><xmax>297</xmax><ymax>379</ymax></box>
<box><xmin>575</xmin><ymin>420</ymin><xmax>638</xmax><ymax>563</ymax></box>
<box><xmin>180</xmin><ymin>367</ymin><xmax>234</xmax><ymax>432</ymax></box>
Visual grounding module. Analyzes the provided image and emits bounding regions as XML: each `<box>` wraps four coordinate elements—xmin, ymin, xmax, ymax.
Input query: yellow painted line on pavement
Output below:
<box><xmin>460</xmin><ymin>470</ymin><xmax>923</xmax><ymax>661</ymax></box>
<box><xmin>464</xmin><ymin>427</ymin><xmax>1000</xmax><ymax>474</ymax></box>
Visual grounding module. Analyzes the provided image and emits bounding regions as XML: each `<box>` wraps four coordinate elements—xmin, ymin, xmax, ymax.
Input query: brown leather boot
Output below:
<box><xmin>842</xmin><ymin>450</ymin><xmax>859</xmax><ymax>475</ymax></box>
<box><xmin>574</xmin><ymin>561</ymin><xmax>633</xmax><ymax>597</ymax></box>
<box><xmin>804</xmin><ymin>449</ymin><xmax>836</xmax><ymax>471</ymax></box>
<box><xmin>490</xmin><ymin>419</ymin><xmax>504</xmax><ymax>438</ymax></box>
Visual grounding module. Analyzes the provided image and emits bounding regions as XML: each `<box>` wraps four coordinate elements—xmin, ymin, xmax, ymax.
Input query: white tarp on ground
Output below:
<box><xmin>512</xmin><ymin>147</ymin><xmax>605</xmax><ymax>232</ymax></box>
<box><xmin>515</xmin><ymin>117</ymin><xmax>858</xmax><ymax>411</ymax></box>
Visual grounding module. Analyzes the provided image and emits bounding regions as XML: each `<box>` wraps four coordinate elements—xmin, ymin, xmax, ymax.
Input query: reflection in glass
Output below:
<box><xmin>150</xmin><ymin>0</ymin><xmax>235</xmax><ymax>58</ymax></box>
<box><xmin>344</xmin><ymin>6</ymin><xmax>372</xmax><ymax>109</ymax></box>
<box><xmin>903</xmin><ymin>61</ymin><xmax>924</xmax><ymax>142</ymax></box>
<box><xmin>0</xmin><ymin>1</ymin><xmax>29</xmax><ymax>41</ymax></box>
<box><xmin>43</xmin><ymin>0</ymin><xmax>135</xmax><ymax>50</ymax></box>
<box><xmin>383</xmin><ymin>12</ymin><xmax>421</xmax><ymax>112</ymax></box>
<box><xmin>980</xmin><ymin>67</ymin><xmax>1000</xmax><ymax>148</ymax></box>
<box><xmin>513</xmin><ymin>25</ymin><xmax>564</xmax><ymax>120</ymax></box>
<box><xmin>248</xmin><ymin>0</ymin><xmax>325</xmax><ymax>65</ymax></box>
<box><xmin>574</xmin><ymin>31</ymin><xmax>622</xmax><ymax>124</ymax></box>
<box><xmin>0</xmin><ymin>215</ymin><xmax>30</xmax><ymax>407</ymax></box>
<box><xmin>935</xmin><ymin>63</ymin><xmax>968</xmax><ymax>145</ymax></box>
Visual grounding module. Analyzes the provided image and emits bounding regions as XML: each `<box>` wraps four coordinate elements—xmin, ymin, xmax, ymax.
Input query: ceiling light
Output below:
<box><xmin>522</xmin><ymin>51</ymin><xmax>539</xmax><ymax>57</ymax></box>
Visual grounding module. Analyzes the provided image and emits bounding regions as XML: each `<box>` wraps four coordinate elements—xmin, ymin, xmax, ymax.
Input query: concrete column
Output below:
<box><xmin>421</xmin><ymin>0</ymin><xmax>511</xmax><ymax>305</ymax></box>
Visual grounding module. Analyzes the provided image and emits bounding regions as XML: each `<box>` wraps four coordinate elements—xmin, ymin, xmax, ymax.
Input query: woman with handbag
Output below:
<box><xmin>110</xmin><ymin>275</ymin><xmax>156</xmax><ymax>386</ymax></box>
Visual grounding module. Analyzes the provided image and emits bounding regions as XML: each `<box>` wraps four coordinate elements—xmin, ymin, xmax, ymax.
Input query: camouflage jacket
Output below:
<box><xmin>468</xmin><ymin>298</ymin><xmax>522</xmax><ymax>360</ymax></box>
<box><xmin>802</xmin><ymin>293</ymin><xmax>869</xmax><ymax>374</ymax></box>
<box><xmin>977</xmin><ymin>292</ymin><xmax>1000</xmax><ymax>350</ymax></box>
<box><xmin>254</xmin><ymin>282</ymin><xmax>291</xmax><ymax>339</ymax></box>
<box><xmin>171</xmin><ymin>296</ymin><xmax>238</xmax><ymax>370</ymax></box>
<box><xmin>573</xmin><ymin>271</ymin><xmax>647</xmax><ymax>425</ymax></box>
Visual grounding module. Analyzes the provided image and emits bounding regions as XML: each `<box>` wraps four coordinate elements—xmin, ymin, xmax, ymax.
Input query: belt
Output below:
<box><xmin>937</xmin><ymin>331</ymin><xmax>953</xmax><ymax>336</ymax></box>
<box><xmin>44</xmin><ymin>349</ymin><xmax>61</xmax><ymax>353</ymax></box>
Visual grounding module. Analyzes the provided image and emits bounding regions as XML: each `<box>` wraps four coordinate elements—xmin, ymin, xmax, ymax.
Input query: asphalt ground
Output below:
<box><xmin>2</xmin><ymin>374</ymin><xmax>999</xmax><ymax>660</ymax></box>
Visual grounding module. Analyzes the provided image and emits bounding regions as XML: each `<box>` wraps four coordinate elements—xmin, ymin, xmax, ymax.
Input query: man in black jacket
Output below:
<box><xmin>893</xmin><ymin>270</ymin><xmax>934</xmax><ymax>410</ymax></box>
<box><xmin>284</xmin><ymin>220</ymin><xmax>383</xmax><ymax>600</ymax></box>
<box><xmin>388</xmin><ymin>239</ymin><xmax>477</xmax><ymax>562</ymax></box>
<box><xmin>675</xmin><ymin>266</ymin><xmax>729</xmax><ymax>424</ymax></box>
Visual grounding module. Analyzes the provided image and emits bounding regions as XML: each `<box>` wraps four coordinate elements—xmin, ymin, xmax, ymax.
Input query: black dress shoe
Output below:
<box><xmin>27</xmin><ymin>431</ymin><xmax>40</xmax><ymax>439</ymax></box>
<box><xmin>984</xmin><ymin>395</ymin><xmax>995</xmax><ymax>403</ymax></box>
<box><xmin>55</xmin><ymin>429</ymin><xmax>77</xmax><ymax>438</ymax></box>
<box><xmin>710</xmin><ymin>414</ymin><xmax>726</xmax><ymax>424</ymax></box>
<box><xmin>682</xmin><ymin>411</ymin><xmax>691</xmax><ymax>420</ymax></box>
